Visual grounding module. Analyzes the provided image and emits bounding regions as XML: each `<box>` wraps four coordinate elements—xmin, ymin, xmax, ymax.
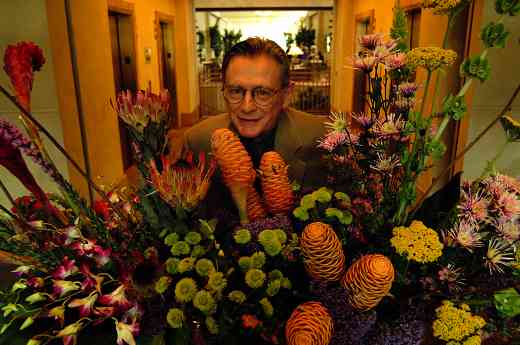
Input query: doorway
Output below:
<box><xmin>156</xmin><ymin>12</ymin><xmax>178</xmax><ymax>128</ymax></box>
<box><xmin>108</xmin><ymin>8</ymin><xmax>137</xmax><ymax>170</ymax></box>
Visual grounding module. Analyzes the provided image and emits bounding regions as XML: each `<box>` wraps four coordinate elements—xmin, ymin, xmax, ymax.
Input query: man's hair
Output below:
<box><xmin>221</xmin><ymin>37</ymin><xmax>290</xmax><ymax>88</ymax></box>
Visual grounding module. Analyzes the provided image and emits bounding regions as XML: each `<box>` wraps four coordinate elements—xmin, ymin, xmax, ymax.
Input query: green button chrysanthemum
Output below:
<box><xmin>170</xmin><ymin>241</ymin><xmax>191</xmax><ymax>256</ymax></box>
<box><xmin>228</xmin><ymin>290</ymin><xmax>247</xmax><ymax>304</ymax></box>
<box><xmin>175</xmin><ymin>278</ymin><xmax>197</xmax><ymax>303</ymax></box>
<box><xmin>245</xmin><ymin>269</ymin><xmax>266</xmax><ymax>289</ymax></box>
<box><xmin>234</xmin><ymin>229</ymin><xmax>252</xmax><ymax>244</ymax></box>
<box><xmin>266</xmin><ymin>279</ymin><xmax>281</xmax><ymax>297</ymax></box>
<box><xmin>258</xmin><ymin>229</ymin><xmax>276</xmax><ymax>244</ymax></box>
<box><xmin>274</xmin><ymin>229</ymin><xmax>288</xmax><ymax>244</ymax></box>
<box><xmin>207</xmin><ymin>272</ymin><xmax>227</xmax><ymax>292</ymax></box>
<box><xmin>251</xmin><ymin>252</ymin><xmax>266</xmax><ymax>269</ymax></box>
<box><xmin>193</xmin><ymin>290</ymin><xmax>216</xmax><ymax>315</ymax></box>
<box><xmin>262</xmin><ymin>239</ymin><xmax>282</xmax><ymax>257</ymax></box>
<box><xmin>259</xmin><ymin>297</ymin><xmax>274</xmax><ymax>318</ymax></box>
<box><xmin>165</xmin><ymin>258</ymin><xmax>180</xmax><ymax>274</ymax></box>
<box><xmin>205</xmin><ymin>316</ymin><xmax>219</xmax><ymax>335</ymax></box>
<box><xmin>166</xmin><ymin>308</ymin><xmax>185</xmax><ymax>328</ymax></box>
<box><xmin>178</xmin><ymin>257</ymin><xmax>196</xmax><ymax>273</ymax></box>
<box><xmin>191</xmin><ymin>245</ymin><xmax>207</xmax><ymax>258</ymax></box>
<box><xmin>185</xmin><ymin>232</ymin><xmax>202</xmax><ymax>245</ymax></box>
<box><xmin>238</xmin><ymin>256</ymin><xmax>252</xmax><ymax>271</ymax></box>
<box><xmin>195</xmin><ymin>258</ymin><xmax>215</xmax><ymax>277</ymax></box>
<box><xmin>164</xmin><ymin>233</ymin><xmax>179</xmax><ymax>246</ymax></box>
<box><xmin>154</xmin><ymin>276</ymin><xmax>172</xmax><ymax>294</ymax></box>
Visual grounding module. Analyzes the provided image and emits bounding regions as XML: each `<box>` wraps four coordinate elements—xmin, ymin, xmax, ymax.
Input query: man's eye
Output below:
<box><xmin>255</xmin><ymin>88</ymin><xmax>274</xmax><ymax>98</ymax></box>
<box><xmin>227</xmin><ymin>88</ymin><xmax>243</xmax><ymax>96</ymax></box>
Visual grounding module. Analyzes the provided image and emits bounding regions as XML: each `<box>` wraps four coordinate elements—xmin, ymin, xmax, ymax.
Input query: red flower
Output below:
<box><xmin>93</xmin><ymin>199</ymin><xmax>111</xmax><ymax>220</ymax></box>
<box><xmin>241</xmin><ymin>314</ymin><xmax>262</xmax><ymax>329</ymax></box>
<box><xmin>3</xmin><ymin>41</ymin><xmax>45</xmax><ymax>111</ymax></box>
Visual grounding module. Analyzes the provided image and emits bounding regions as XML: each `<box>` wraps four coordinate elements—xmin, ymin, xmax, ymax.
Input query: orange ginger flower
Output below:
<box><xmin>247</xmin><ymin>186</ymin><xmax>267</xmax><ymax>221</ymax></box>
<box><xmin>259</xmin><ymin>151</ymin><xmax>294</xmax><ymax>214</ymax></box>
<box><xmin>342</xmin><ymin>254</ymin><xmax>394</xmax><ymax>311</ymax></box>
<box><xmin>300</xmin><ymin>222</ymin><xmax>345</xmax><ymax>282</ymax></box>
<box><xmin>285</xmin><ymin>301</ymin><xmax>333</xmax><ymax>345</ymax></box>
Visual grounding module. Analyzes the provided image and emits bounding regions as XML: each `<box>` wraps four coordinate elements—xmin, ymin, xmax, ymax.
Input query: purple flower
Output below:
<box><xmin>353</xmin><ymin>56</ymin><xmax>378</xmax><ymax>73</ymax></box>
<box><xmin>385</xmin><ymin>53</ymin><xmax>407</xmax><ymax>70</ymax></box>
<box><xmin>457</xmin><ymin>188</ymin><xmax>490</xmax><ymax>224</ymax></box>
<box><xmin>397</xmin><ymin>82</ymin><xmax>419</xmax><ymax>98</ymax></box>
<box><xmin>352</xmin><ymin>113</ymin><xmax>374</xmax><ymax>129</ymax></box>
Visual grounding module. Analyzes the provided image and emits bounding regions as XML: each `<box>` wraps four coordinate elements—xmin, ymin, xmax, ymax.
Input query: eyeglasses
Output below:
<box><xmin>222</xmin><ymin>85</ymin><xmax>281</xmax><ymax>107</ymax></box>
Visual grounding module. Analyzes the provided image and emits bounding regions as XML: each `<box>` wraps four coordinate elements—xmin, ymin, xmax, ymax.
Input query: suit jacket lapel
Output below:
<box><xmin>275</xmin><ymin>110</ymin><xmax>307</xmax><ymax>182</ymax></box>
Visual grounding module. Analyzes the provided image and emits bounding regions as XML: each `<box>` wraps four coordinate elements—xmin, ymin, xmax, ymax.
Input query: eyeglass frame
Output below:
<box><xmin>221</xmin><ymin>84</ymin><xmax>286</xmax><ymax>108</ymax></box>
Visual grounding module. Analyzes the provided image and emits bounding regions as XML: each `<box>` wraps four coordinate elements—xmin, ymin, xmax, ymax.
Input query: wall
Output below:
<box><xmin>462</xmin><ymin>0</ymin><xmax>520</xmax><ymax>179</ymax></box>
<box><xmin>0</xmin><ymin>0</ymin><xmax>69</xmax><ymax>205</ymax></box>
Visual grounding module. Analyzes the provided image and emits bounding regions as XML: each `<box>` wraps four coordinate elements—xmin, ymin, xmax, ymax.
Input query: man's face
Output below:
<box><xmin>224</xmin><ymin>55</ymin><xmax>290</xmax><ymax>138</ymax></box>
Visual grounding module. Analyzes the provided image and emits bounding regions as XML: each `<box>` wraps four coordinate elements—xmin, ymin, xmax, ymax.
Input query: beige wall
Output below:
<box><xmin>0</xmin><ymin>0</ymin><xmax>70</xmax><ymax>205</ymax></box>
<box><xmin>462</xmin><ymin>0</ymin><xmax>520</xmax><ymax>179</ymax></box>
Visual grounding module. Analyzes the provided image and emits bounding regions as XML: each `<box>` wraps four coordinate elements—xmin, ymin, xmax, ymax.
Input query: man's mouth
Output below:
<box><xmin>238</xmin><ymin>116</ymin><xmax>261</xmax><ymax>122</ymax></box>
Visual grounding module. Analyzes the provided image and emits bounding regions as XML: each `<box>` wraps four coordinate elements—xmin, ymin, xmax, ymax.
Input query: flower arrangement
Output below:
<box><xmin>0</xmin><ymin>1</ymin><xmax>520</xmax><ymax>344</ymax></box>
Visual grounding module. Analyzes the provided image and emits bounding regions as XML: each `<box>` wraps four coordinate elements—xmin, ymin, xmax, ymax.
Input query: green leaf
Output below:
<box><xmin>481</xmin><ymin>22</ymin><xmax>510</xmax><ymax>48</ymax></box>
<box><xmin>293</xmin><ymin>207</ymin><xmax>309</xmax><ymax>221</ymax></box>
<box><xmin>340</xmin><ymin>210</ymin><xmax>353</xmax><ymax>225</ymax></box>
<box><xmin>19</xmin><ymin>317</ymin><xmax>33</xmax><ymax>331</ymax></box>
<box><xmin>325</xmin><ymin>207</ymin><xmax>342</xmax><ymax>219</ymax></box>
<box><xmin>494</xmin><ymin>288</ymin><xmax>520</xmax><ymax>318</ymax></box>
<box><xmin>0</xmin><ymin>323</ymin><xmax>9</xmax><ymax>335</ymax></box>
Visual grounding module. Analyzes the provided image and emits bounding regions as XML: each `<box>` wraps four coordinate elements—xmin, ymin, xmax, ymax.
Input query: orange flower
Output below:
<box><xmin>241</xmin><ymin>314</ymin><xmax>262</xmax><ymax>329</ymax></box>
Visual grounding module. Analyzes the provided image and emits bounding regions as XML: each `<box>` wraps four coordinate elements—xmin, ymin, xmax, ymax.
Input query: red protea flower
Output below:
<box><xmin>3</xmin><ymin>41</ymin><xmax>45</xmax><ymax>111</ymax></box>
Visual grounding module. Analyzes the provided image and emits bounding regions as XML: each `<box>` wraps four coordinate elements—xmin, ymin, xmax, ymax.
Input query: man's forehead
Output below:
<box><xmin>225</xmin><ymin>54</ymin><xmax>282</xmax><ymax>86</ymax></box>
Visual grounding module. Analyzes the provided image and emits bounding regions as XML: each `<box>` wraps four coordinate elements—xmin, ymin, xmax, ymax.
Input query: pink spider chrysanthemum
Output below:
<box><xmin>494</xmin><ymin>218</ymin><xmax>520</xmax><ymax>243</ymax></box>
<box><xmin>317</xmin><ymin>131</ymin><xmax>352</xmax><ymax>152</ymax></box>
<box><xmin>448</xmin><ymin>221</ymin><xmax>484</xmax><ymax>253</ymax></box>
<box><xmin>372</xmin><ymin>113</ymin><xmax>406</xmax><ymax>140</ymax></box>
<box><xmin>457</xmin><ymin>188</ymin><xmax>490</xmax><ymax>224</ymax></box>
<box><xmin>484</xmin><ymin>237</ymin><xmax>515</xmax><ymax>274</ymax></box>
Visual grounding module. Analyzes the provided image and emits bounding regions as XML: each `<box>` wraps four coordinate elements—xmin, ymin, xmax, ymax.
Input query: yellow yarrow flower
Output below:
<box><xmin>391</xmin><ymin>220</ymin><xmax>444</xmax><ymax>263</ymax></box>
<box><xmin>433</xmin><ymin>301</ymin><xmax>486</xmax><ymax>343</ymax></box>
<box><xmin>406</xmin><ymin>47</ymin><xmax>457</xmax><ymax>71</ymax></box>
<box><xmin>422</xmin><ymin>0</ymin><xmax>463</xmax><ymax>14</ymax></box>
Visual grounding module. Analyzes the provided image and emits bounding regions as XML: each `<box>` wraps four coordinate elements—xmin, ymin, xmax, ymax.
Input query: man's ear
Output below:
<box><xmin>282</xmin><ymin>82</ymin><xmax>294</xmax><ymax>109</ymax></box>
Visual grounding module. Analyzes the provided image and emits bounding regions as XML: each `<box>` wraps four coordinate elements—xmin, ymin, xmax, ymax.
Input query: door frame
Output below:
<box><xmin>107</xmin><ymin>0</ymin><xmax>139</xmax><ymax>90</ymax></box>
<box><xmin>155</xmin><ymin>11</ymin><xmax>179</xmax><ymax>128</ymax></box>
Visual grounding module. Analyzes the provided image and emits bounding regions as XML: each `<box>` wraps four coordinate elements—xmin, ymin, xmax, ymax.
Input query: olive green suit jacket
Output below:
<box><xmin>183</xmin><ymin>108</ymin><xmax>327</xmax><ymax>186</ymax></box>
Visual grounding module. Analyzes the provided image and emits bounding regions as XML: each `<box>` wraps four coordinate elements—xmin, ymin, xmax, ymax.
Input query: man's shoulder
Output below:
<box><xmin>286</xmin><ymin>108</ymin><xmax>326</xmax><ymax>139</ymax></box>
<box><xmin>185</xmin><ymin>113</ymin><xmax>230</xmax><ymax>152</ymax></box>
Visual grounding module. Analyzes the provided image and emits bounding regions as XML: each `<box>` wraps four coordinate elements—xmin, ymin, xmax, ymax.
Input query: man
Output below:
<box><xmin>184</xmin><ymin>37</ymin><xmax>325</xmax><ymax>184</ymax></box>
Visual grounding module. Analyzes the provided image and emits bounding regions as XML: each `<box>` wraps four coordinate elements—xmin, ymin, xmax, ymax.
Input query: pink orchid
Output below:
<box><xmin>27</xmin><ymin>277</ymin><xmax>44</xmax><ymax>289</ymax></box>
<box><xmin>48</xmin><ymin>305</ymin><xmax>65</xmax><ymax>326</ymax></box>
<box><xmin>11</xmin><ymin>265</ymin><xmax>33</xmax><ymax>277</ymax></box>
<box><xmin>98</xmin><ymin>285</ymin><xmax>131</xmax><ymax>310</ymax></box>
<box><xmin>52</xmin><ymin>280</ymin><xmax>81</xmax><ymax>297</ymax></box>
<box><xmin>93</xmin><ymin>306</ymin><xmax>115</xmax><ymax>318</ymax></box>
<box><xmin>93</xmin><ymin>246</ymin><xmax>112</xmax><ymax>267</ymax></box>
<box><xmin>52</xmin><ymin>257</ymin><xmax>78</xmax><ymax>279</ymax></box>
<box><xmin>79</xmin><ymin>263</ymin><xmax>104</xmax><ymax>292</ymax></box>
<box><xmin>71</xmin><ymin>239</ymin><xmax>97</xmax><ymax>256</ymax></box>
<box><xmin>68</xmin><ymin>293</ymin><xmax>98</xmax><ymax>317</ymax></box>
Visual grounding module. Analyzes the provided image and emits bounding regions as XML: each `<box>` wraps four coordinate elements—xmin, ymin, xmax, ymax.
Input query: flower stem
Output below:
<box><xmin>479</xmin><ymin>137</ymin><xmax>510</xmax><ymax>179</ymax></box>
<box><xmin>419</xmin><ymin>70</ymin><xmax>433</xmax><ymax>118</ymax></box>
<box><xmin>410</xmin><ymin>82</ymin><xmax>520</xmax><ymax>216</ymax></box>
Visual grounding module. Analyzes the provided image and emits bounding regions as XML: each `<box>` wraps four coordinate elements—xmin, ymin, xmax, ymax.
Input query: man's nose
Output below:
<box><xmin>241</xmin><ymin>90</ymin><xmax>256</xmax><ymax>112</ymax></box>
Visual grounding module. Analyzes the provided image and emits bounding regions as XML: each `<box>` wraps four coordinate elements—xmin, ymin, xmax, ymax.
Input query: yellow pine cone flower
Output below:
<box><xmin>285</xmin><ymin>301</ymin><xmax>333</xmax><ymax>345</ymax></box>
<box><xmin>390</xmin><ymin>220</ymin><xmax>444</xmax><ymax>263</ymax></box>
<box><xmin>433</xmin><ymin>300</ymin><xmax>486</xmax><ymax>343</ymax></box>
<box><xmin>342</xmin><ymin>254</ymin><xmax>394</xmax><ymax>311</ymax></box>
<box><xmin>247</xmin><ymin>186</ymin><xmax>267</xmax><ymax>221</ymax></box>
<box><xmin>406</xmin><ymin>47</ymin><xmax>457</xmax><ymax>71</ymax></box>
<box><xmin>211</xmin><ymin>128</ymin><xmax>256</xmax><ymax>187</ymax></box>
<box><xmin>259</xmin><ymin>151</ymin><xmax>295</xmax><ymax>214</ymax></box>
<box><xmin>300</xmin><ymin>222</ymin><xmax>345</xmax><ymax>282</ymax></box>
